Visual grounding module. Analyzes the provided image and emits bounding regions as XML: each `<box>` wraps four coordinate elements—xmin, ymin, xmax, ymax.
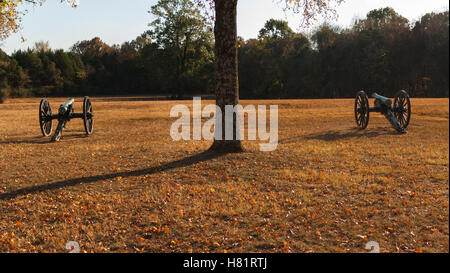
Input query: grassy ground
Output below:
<box><xmin>0</xmin><ymin>97</ymin><xmax>448</xmax><ymax>253</ymax></box>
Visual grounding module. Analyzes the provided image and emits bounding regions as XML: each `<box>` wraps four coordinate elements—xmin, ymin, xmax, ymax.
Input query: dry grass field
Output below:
<box><xmin>0</xmin><ymin>97</ymin><xmax>448</xmax><ymax>253</ymax></box>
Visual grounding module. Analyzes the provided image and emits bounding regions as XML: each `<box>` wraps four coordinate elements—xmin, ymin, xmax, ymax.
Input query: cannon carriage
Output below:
<box><xmin>39</xmin><ymin>96</ymin><xmax>94</xmax><ymax>142</ymax></box>
<box><xmin>355</xmin><ymin>90</ymin><xmax>411</xmax><ymax>134</ymax></box>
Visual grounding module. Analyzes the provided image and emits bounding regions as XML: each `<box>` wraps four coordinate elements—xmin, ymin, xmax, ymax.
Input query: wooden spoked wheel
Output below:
<box><xmin>393</xmin><ymin>90</ymin><xmax>411</xmax><ymax>130</ymax></box>
<box><xmin>355</xmin><ymin>91</ymin><xmax>370</xmax><ymax>129</ymax></box>
<box><xmin>39</xmin><ymin>98</ymin><xmax>53</xmax><ymax>137</ymax></box>
<box><xmin>83</xmin><ymin>96</ymin><xmax>94</xmax><ymax>135</ymax></box>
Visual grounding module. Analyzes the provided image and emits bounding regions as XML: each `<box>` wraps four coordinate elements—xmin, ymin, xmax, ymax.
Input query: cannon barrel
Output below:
<box><xmin>372</xmin><ymin>93</ymin><xmax>392</xmax><ymax>107</ymax></box>
<box><xmin>60</xmin><ymin>98</ymin><xmax>74</xmax><ymax>110</ymax></box>
<box><xmin>58</xmin><ymin>98</ymin><xmax>74</xmax><ymax>115</ymax></box>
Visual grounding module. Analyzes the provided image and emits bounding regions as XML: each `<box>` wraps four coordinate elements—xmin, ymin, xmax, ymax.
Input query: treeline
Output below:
<box><xmin>239</xmin><ymin>8</ymin><xmax>449</xmax><ymax>99</ymax></box>
<box><xmin>0</xmin><ymin>7</ymin><xmax>448</xmax><ymax>102</ymax></box>
<box><xmin>0</xmin><ymin>36</ymin><xmax>214</xmax><ymax>100</ymax></box>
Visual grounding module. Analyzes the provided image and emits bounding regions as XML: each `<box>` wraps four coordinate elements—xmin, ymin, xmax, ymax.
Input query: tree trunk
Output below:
<box><xmin>209</xmin><ymin>0</ymin><xmax>244</xmax><ymax>153</ymax></box>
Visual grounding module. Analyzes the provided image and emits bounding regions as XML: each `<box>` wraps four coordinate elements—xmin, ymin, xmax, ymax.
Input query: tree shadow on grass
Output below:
<box><xmin>0</xmin><ymin>150</ymin><xmax>224</xmax><ymax>201</ymax></box>
<box><xmin>0</xmin><ymin>133</ymin><xmax>89</xmax><ymax>145</ymax></box>
<box><xmin>0</xmin><ymin>137</ymin><xmax>49</xmax><ymax>145</ymax></box>
<box><xmin>280</xmin><ymin>128</ymin><xmax>399</xmax><ymax>144</ymax></box>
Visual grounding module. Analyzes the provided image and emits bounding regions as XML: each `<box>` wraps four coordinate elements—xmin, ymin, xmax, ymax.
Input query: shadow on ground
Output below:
<box><xmin>0</xmin><ymin>132</ymin><xmax>89</xmax><ymax>145</ymax></box>
<box><xmin>0</xmin><ymin>137</ymin><xmax>49</xmax><ymax>145</ymax></box>
<box><xmin>280</xmin><ymin>128</ymin><xmax>399</xmax><ymax>144</ymax></box>
<box><xmin>0</xmin><ymin>150</ymin><xmax>223</xmax><ymax>201</ymax></box>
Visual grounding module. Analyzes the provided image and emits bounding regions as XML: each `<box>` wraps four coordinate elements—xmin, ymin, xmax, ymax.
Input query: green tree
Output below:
<box><xmin>311</xmin><ymin>23</ymin><xmax>339</xmax><ymax>51</ymax></box>
<box><xmin>258</xmin><ymin>19</ymin><xmax>294</xmax><ymax>40</ymax></box>
<box><xmin>70</xmin><ymin>37</ymin><xmax>114</xmax><ymax>59</ymax></box>
<box><xmin>354</xmin><ymin>7</ymin><xmax>409</xmax><ymax>31</ymax></box>
<box><xmin>147</xmin><ymin>0</ymin><xmax>213</xmax><ymax>98</ymax></box>
<box><xmin>12</xmin><ymin>50</ymin><xmax>43</xmax><ymax>87</ymax></box>
<box><xmin>411</xmin><ymin>11</ymin><xmax>449</xmax><ymax>96</ymax></box>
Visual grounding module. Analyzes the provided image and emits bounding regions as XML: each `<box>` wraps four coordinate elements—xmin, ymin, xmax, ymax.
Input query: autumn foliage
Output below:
<box><xmin>0</xmin><ymin>97</ymin><xmax>448</xmax><ymax>252</ymax></box>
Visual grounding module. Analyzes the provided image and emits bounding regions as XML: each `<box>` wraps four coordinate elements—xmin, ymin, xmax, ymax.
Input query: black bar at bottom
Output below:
<box><xmin>3</xmin><ymin>253</ymin><xmax>445</xmax><ymax>272</ymax></box>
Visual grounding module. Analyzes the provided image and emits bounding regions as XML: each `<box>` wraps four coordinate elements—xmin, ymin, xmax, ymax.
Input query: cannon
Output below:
<box><xmin>354</xmin><ymin>90</ymin><xmax>411</xmax><ymax>134</ymax></box>
<box><xmin>39</xmin><ymin>97</ymin><xmax>94</xmax><ymax>142</ymax></box>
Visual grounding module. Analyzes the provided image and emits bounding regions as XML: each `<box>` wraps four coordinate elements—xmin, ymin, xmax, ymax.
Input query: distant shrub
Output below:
<box><xmin>0</xmin><ymin>89</ymin><xmax>8</xmax><ymax>103</ymax></box>
<box><xmin>8</xmin><ymin>87</ymin><xmax>33</xmax><ymax>98</ymax></box>
<box><xmin>33</xmin><ymin>86</ymin><xmax>54</xmax><ymax>97</ymax></box>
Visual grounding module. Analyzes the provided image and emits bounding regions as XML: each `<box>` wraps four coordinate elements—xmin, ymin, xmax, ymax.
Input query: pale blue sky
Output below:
<box><xmin>1</xmin><ymin>0</ymin><xmax>448</xmax><ymax>54</ymax></box>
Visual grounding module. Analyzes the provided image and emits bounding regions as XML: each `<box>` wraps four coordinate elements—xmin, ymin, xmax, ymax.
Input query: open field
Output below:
<box><xmin>0</xmin><ymin>97</ymin><xmax>448</xmax><ymax>253</ymax></box>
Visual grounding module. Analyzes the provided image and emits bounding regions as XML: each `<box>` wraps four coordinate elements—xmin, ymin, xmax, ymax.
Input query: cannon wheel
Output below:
<box><xmin>393</xmin><ymin>90</ymin><xmax>411</xmax><ymax>129</ymax></box>
<box><xmin>39</xmin><ymin>98</ymin><xmax>53</xmax><ymax>137</ymax></box>
<box><xmin>83</xmin><ymin>96</ymin><xmax>94</xmax><ymax>135</ymax></box>
<box><xmin>355</xmin><ymin>91</ymin><xmax>370</xmax><ymax>129</ymax></box>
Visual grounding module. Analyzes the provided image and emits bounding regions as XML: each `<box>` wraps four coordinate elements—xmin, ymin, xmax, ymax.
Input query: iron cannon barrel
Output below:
<box><xmin>60</xmin><ymin>98</ymin><xmax>74</xmax><ymax>110</ymax></box>
<box><xmin>58</xmin><ymin>98</ymin><xmax>74</xmax><ymax>116</ymax></box>
<box><xmin>372</xmin><ymin>93</ymin><xmax>392</xmax><ymax>107</ymax></box>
